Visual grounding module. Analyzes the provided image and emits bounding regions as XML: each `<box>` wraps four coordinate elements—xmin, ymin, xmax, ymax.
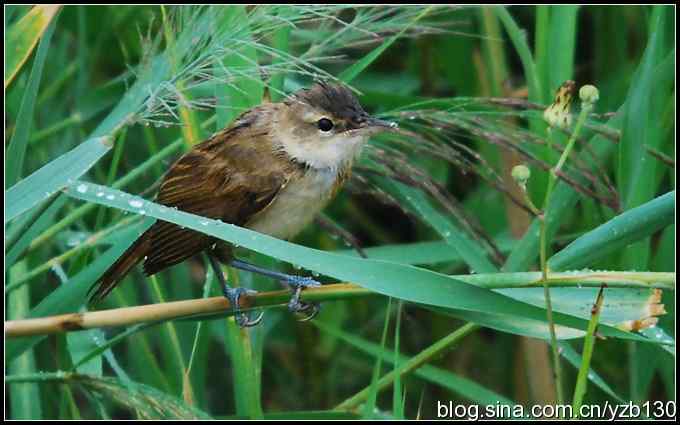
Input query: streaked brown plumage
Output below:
<box><xmin>90</xmin><ymin>82</ymin><xmax>394</xmax><ymax>302</ymax></box>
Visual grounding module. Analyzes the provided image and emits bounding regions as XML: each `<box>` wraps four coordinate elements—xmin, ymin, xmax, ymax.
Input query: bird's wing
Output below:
<box><xmin>143</xmin><ymin>127</ymin><xmax>296</xmax><ymax>275</ymax></box>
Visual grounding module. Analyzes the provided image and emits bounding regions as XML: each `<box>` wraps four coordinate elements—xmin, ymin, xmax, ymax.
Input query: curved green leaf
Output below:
<box><xmin>63</xmin><ymin>182</ymin><xmax>656</xmax><ymax>344</ymax></box>
<box><xmin>548</xmin><ymin>191</ymin><xmax>675</xmax><ymax>271</ymax></box>
<box><xmin>5</xmin><ymin>136</ymin><xmax>114</xmax><ymax>224</ymax></box>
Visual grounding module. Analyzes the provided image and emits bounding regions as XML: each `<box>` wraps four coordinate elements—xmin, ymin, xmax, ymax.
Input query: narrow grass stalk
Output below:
<box><xmin>149</xmin><ymin>275</ymin><xmax>192</xmax><ymax>399</ymax></box>
<box><xmin>539</xmin><ymin>93</ymin><xmax>594</xmax><ymax>407</ymax></box>
<box><xmin>572</xmin><ymin>285</ymin><xmax>605</xmax><ymax>416</ymax></box>
<box><xmin>186</xmin><ymin>260</ymin><xmax>215</xmax><ymax>376</ymax></box>
<box><xmin>334</xmin><ymin>323</ymin><xmax>480</xmax><ymax>412</ymax></box>
<box><xmin>220</xmin><ymin>265</ymin><xmax>264</xmax><ymax>419</ymax></box>
<box><xmin>363</xmin><ymin>298</ymin><xmax>392</xmax><ymax>417</ymax></box>
<box><xmin>393</xmin><ymin>301</ymin><xmax>404</xmax><ymax>418</ymax></box>
<box><xmin>29</xmin><ymin>113</ymin><xmax>83</xmax><ymax>144</ymax></box>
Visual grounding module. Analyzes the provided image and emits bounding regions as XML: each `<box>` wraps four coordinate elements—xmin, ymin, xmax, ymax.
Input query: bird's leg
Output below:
<box><xmin>229</xmin><ymin>259</ymin><xmax>321</xmax><ymax>320</ymax></box>
<box><xmin>207</xmin><ymin>254</ymin><xmax>263</xmax><ymax>327</ymax></box>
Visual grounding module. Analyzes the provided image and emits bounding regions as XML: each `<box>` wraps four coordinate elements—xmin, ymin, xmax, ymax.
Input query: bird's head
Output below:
<box><xmin>273</xmin><ymin>81</ymin><xmax>397</xmax><ymax>170</ymax></box>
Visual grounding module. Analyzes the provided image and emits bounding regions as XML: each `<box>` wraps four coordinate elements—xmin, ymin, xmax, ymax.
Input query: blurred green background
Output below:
<box><xmin>5</xmin><ymin>5</ymin><xmax>675</xmax><ymax>419</ymax></box>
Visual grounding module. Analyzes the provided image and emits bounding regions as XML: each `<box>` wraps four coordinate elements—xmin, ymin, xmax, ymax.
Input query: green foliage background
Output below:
<box><xmin>5</xmin><ymin>5</ymin><xmax>675</xmax><ymax>419</ymax></box>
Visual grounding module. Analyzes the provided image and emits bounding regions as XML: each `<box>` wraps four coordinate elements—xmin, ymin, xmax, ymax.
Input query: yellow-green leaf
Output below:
<box><xmin>5</xmin><ymin>5</ymin><xmax>62</xmax><ymax>89</ymax></box>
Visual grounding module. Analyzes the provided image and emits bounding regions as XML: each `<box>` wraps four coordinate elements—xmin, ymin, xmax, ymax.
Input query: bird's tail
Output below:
<box><xmin>88</xmin><ymin>229</ymin><xmax>152</xmax><ymax>303</ymax></box>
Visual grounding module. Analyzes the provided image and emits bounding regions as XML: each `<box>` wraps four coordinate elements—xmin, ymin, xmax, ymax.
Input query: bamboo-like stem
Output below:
<box><xmin>4</xmin><ymin>284</ymin><xmax>371</xmax><ymax>338</ymax></box>
<box><xmin>335</xmin><ymin>323</ymin><xmax>480</xmax><ymax>411</ymax></box>
<box><xmin>5</xmin><ymin>271</ymin><xmax>673</xmax><ymax>338</ymax></box>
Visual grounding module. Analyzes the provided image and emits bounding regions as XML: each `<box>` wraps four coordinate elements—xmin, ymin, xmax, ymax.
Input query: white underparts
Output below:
<box><xmin>245</xmin><ymin>167</ymin><xmax>340</xmax><ymax>240</ymax></box>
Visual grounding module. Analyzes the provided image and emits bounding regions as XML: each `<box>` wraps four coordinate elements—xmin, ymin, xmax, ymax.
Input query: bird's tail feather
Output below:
<box><xmin>88</xmin><ymin>229</ymin><xmax>152</xmax><ymax>303</ymax></box>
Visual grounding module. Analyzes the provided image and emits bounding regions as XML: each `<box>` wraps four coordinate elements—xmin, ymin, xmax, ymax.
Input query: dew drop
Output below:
<box><xmin>200</xmin><ymin>220</ymin><xmax>209</xmax><ymax>226</ymax></box>
<box><xmin>96</xmin><ymin>192</ymin><xmax>104</xmax><ymax>197</ymax></box>
<box><xmin>139</xmin><ymin>210</ymin><xmax>146</xmax><ymax>215</ymax></box>
<box><xmin>76</xmin><ymin>183</ymin><xmax>88</xmax><ymax>193</ymax></box>
<box><xmin>129</xmin><ymin>199</ymin><xmax>144</xmax><ymax>208</ymax></box>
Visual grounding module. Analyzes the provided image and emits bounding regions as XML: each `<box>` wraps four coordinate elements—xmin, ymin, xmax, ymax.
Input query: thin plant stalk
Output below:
<box><xmin>335</xmin><ymin>323</ymin><xmax>480</xmax><ymax>412</ymax></box>
<box><xmin>572</xmin><ymin>285</ymin><xmax>605</xmax><ymax>416</ymax></box>
<box><xmin>538</xmin><ymin>90</ymin><xmax>595</xmax><ymax>407</ymax></box>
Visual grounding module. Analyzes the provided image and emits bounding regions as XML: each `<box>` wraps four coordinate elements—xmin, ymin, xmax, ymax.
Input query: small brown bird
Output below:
<box><xmin>90</xmin><ymin>81</ymin><xmax>396</xmax><ymax>326</ymax></box>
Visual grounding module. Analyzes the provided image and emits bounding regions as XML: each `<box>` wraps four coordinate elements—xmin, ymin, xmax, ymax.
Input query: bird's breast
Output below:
<box><xmin>245</xmin><ymin>167</ymin><xmax>343</xmax><ymax>240</ymax></box>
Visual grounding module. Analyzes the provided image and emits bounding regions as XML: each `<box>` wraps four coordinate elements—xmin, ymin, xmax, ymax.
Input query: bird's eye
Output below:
<box><xmin>317</xmin><ymin>118</ymin><xmax>334</xmax><ymax>132</ymax></box>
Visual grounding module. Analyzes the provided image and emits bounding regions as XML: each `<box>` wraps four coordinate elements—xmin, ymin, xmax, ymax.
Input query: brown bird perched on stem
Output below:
<box><xmin>89</xmin><ymin>81</ymin><xmax>397</xmax><ymax>326</ymax></box>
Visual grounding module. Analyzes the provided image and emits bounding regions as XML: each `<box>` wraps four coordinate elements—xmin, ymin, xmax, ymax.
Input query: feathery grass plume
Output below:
<box><xmin>348</xmin><ymin>91</ymin><xmax>624</xmax><ymax>270</ymax></box>
<box><xmin>365</xmin><ymin>95</ymin><xmax>621</xmax><ymax>220</ymax></box>
<box><xmin>130</xmin><ymin>5</ymin><xmax>452</xmax><ymax>127</ymax></box>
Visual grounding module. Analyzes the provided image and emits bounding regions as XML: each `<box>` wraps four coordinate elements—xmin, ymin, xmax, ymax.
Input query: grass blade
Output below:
<box><xmin>494</xmin><ymin>6</ymin><xmax>541</xmax><ymax>101</ymax></box>
<box><xmin>548</xmin><ymin>191</ymin><xmax>675</xmax><ymax>271</ymax></box>
<box><xmin>6</xmin><ymin>8</ymin><xmax>60</xmax><ymax>187</ymax></box>
<box><xmin>62</xmin><ymin>181</ymin><xmax>657</xmax><ymax>343</ymax></box>
<box><xmin>4</xmin><ymin>5</ymin><xmax>61</xmax><ymax>89</ymax></box>
<box><xmin>5</xmin><ymin>136</ymin><xmax>114</xmax><ymax>224</ymax></box>
<box><xmin>339</xmin><ymin>6</ymin><xmax>432</xmax><ymax>84</ymax></box>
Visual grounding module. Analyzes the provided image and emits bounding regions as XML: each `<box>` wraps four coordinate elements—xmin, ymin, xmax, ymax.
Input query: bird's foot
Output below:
<box><xmin>280</xmin><ymin>276</ymin><xmax>321</xmax><ymax>322</ymax></box>
<box><xmin>223</xmin><ymin>286</ymin><xmax>263</xmax><ymax>327</ymax></box>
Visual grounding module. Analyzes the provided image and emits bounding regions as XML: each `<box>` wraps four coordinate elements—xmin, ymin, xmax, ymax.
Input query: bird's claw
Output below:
<box><xmin>223</xmin><ymin>287</ymin><xmax>262</xmax><ymax>328</ymax></box>
<box><xmin>296</xmin><ymin>302</ymin><xmax>320</xmax><ymax>322</ymax></box>
<box><xmin>287</xmin><ymin>285</ymin><xmax>321</xmax><ymax>322</ymax></box>
<box><xmin>235</xmin><ymin>310</ymin><xmax>264</xmax><ymax>327</ymax></box>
